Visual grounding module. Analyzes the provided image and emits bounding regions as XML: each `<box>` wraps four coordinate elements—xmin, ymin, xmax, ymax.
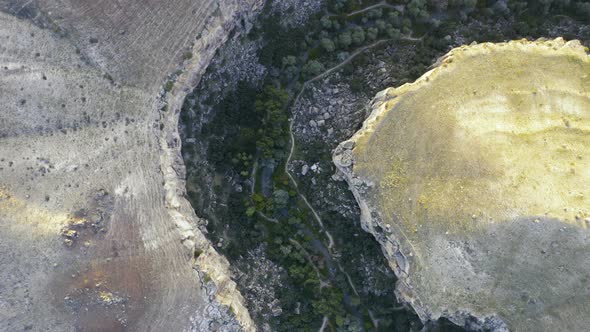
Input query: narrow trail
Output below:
<box><xmin>345</xmin><ymin>1</ymin><xmax>399</xmax><ymax>17</ymax></box>
<box><xmin>326</xmin><ymin>1</ymin><xmax>401</xmax><ymax>18</ymax></box>
<box><xmin>286</xmin><ymin>118</ymin><xmax>336</xmax><ymax>249</ymax></box>
<box><xmin>318</xmin><ymin>316</ymin><xmax>329</xmax><ymax>332</ymax></box>
<box><xmin>283</xmin><ymin>35</ymin><xmax>424</xmax><ymax>326</ymax></box>
<box><xmin>250</xmin><ymin>160</ymin><xmax>257</xmax><ymax>194</ymax></box>
<box><xmin>283</xmin><ymin>38</ymin><xmax>404</xmax><ymax>305</ymax></box>
<box><xmin>338</xmin><ymin>262</ymin><xmax>359</xmax><ymax>296</ymax></box>
<box><xmin>286</xmin><ymin>36</ymin><xmax>420</xmax><ymax>248</ymax></box>
<box><xmin>258</xmin><ymin>211</ymin><xmax>278</xmax><ymax>223</ymax></box>
<box><xmin>291</xmin><ymin>36</ymin><xmax>420</xmax><ymax>108</ymax></box>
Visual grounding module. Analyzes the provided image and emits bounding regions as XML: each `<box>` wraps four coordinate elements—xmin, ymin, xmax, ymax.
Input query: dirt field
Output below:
<box><xmin>0</xmin><ymin>0</ymin><xmax>261</xmax><ymax>331</ymax></box>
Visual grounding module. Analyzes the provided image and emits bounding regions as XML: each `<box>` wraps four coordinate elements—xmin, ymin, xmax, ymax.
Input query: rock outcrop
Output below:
<box><xmin>334</xmin><ymin>38</ymin><xmax>590</xmax><ymax>330</ymax></box>
<box><xmin>0</xmin><ymin>0</ymin><xmax>262</xmax><ymax>331</ymax></box>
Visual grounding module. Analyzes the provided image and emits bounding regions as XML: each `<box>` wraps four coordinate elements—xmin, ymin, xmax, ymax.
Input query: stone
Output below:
<box><xmin>341</xmin><ymin>141</ymin><xmax>355</xmax><ymax>150</ymax></box>
<box><xmin>301</xmin><ymin>164</ymin><xmax>309</xmax><ymax>176</ymax></box>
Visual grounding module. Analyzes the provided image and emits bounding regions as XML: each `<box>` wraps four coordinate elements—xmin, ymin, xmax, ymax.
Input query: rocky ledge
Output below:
<box><xmin>334</xmin><ymin>38</ymin><xmax>590</xmax><ymax>331</ymax></box>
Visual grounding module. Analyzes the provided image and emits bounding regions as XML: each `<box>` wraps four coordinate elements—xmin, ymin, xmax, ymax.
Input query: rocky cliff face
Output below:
<box><xmin>334</xmin><ymin>38</ymin><xmax>590</xmax><ymax>331</ymax></box>
<box><xmin>0</xmin><ymin>0</ymin><xmax>262</xmax><ymax>331</ymax></box>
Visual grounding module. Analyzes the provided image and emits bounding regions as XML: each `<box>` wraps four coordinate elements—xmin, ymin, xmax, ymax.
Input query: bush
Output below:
<box><xmin>164</xmin><ymin>80</ymin><xmax>174</xmax><ymax>92</ymax></box>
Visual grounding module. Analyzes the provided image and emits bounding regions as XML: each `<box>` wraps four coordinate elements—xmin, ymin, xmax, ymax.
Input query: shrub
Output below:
<box><xmin>164</xmin><ymin>80</ymin><xmax>174</xmax><ymax>92</ymax></box>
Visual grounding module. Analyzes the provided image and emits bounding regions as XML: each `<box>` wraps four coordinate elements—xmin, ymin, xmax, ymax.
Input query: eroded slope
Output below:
<box><xmin>334</xmin><ymin>38</ymin><xmax>590</xmax><ymax>330</ymax></box>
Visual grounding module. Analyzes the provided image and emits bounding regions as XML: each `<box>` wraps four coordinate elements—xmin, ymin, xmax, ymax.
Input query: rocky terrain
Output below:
<box><xmin>334</xmin><ymin>38</ymin><xmax>590</xmax><ymax>330</ymax></box>
<box><xmin>0</xmin><ymin>0</ymin><xmax>263</xmax><ymax>331</ymax></box>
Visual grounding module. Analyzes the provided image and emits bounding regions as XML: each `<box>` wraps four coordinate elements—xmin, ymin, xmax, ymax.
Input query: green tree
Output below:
<box><xmin>320</xmin><ymin>16</ymin><xmax>332</xmax><ymax>29</ymax></box>
<box><xmin>402</xmin><ymin>18</ymin><xmax>412</xmax><ymax>30</ymax></box>
<box><xmin>320</xmin><ymin>38</ymin><xmax>336</xmax><ymax>52</ymax></box>
<box><xmin>338</xmin><ymin>31</ymin><xmax>352</xmax><ymax>48</ymax></box>
<box><xmin>254</xmin><ymin>86</ymin><xmax>290</xmax><ymax>159</ymax></box>
<box><xmin>576</xmin><ymin>2</ymin><xmax>590</xmax><ymax>18</ymax></box>
<box><xmin>351</xmin><ymin>27</ymin><xmax>365</xmax><ymax>45</ymax></box>
<box><xmin>282</xmin><ymin>55</ymin><xmax>297</xmax><ymax>67</ymax></box>
<box><xmin>448</xmin><ymin>0</ymin><xmax>477</xmax><ymax>10</ymax></box>
<box><xmin>376</xmin><ymin>19</ymin><xmax>387</xmax><ymax>32</ymax></box>
<box><xmin>386</xmin><ymin>27</ymin><xmax>401</xmax><ymax>39</ymax></box>
<box><xmin>245</xmin><ymin>206</ymin><xmax>256</xmax><ymax>217</ymax></box>
<box><xmin>303</xmin><ymin>60</ymin><xmax>325</xmax><ymax>78</ymax></box>
<box><xmin>388</xmin><ymin>11</ymin><xmax>402</xmax><ymax>27</ymax></box>
<box><xmin>367</xmin><ymin>8</ymin><xmax>383</xmax><ymax>19</ymax></box>
<box><xmin>272</xmin><ymin>189</ymin><xmax>290</xmax><ymax>208</ymax></box>
<box><xmin>407</xmin><ymin>0</ymin><xmax>428</xmax><ymax>19</ymax></box>
<box><xmin>312</xmin><ymin>287</ymin><xmax>346</xmax><ymax>324</ymax></box>
<box><xmin>366</xmin><ymin>27</ymin><xmax>379</xmax><ymax>41</ymax></box>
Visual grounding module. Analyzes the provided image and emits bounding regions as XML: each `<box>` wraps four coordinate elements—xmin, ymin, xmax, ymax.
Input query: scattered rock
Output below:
<box><xmin>301</xmin><ymin>164</ymin><xmax>309</xmax><ymax>176</ymax></box>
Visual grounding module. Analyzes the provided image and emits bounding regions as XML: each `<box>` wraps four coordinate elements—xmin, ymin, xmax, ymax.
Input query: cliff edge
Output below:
<box><xmin>334</xmin><ymin>38</ymin><xmax>590</xmax><ymax>330</ymax></box>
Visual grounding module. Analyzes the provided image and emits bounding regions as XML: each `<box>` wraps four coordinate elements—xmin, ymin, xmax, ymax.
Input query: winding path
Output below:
<box><xmin>283</xmin><ymin>35</ymin><xmax>424</xmax><ymax>331</ymax></box>
<box><xmin>283</xmin><ymin>38</ymin><xmax>408</xmax><ymax>308</ymax></box>
<box><xmin>318</xmin><ymin>316</ymin><xmax>330</xmax><ymax>332</ymax></box>
<box><xmin>327</xmin><ymin>1</ymin><xmax>402</xmax><ymax>18</ymax></box>
<box><xmin>345</xmin><ymin>1</ymin><xmax>400</xmax><ymax>17</ymax></box>
<box><xmin>285</xmin><ymin>36</ymin><xmax>420</xmax><ymax>248</ymax></box>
